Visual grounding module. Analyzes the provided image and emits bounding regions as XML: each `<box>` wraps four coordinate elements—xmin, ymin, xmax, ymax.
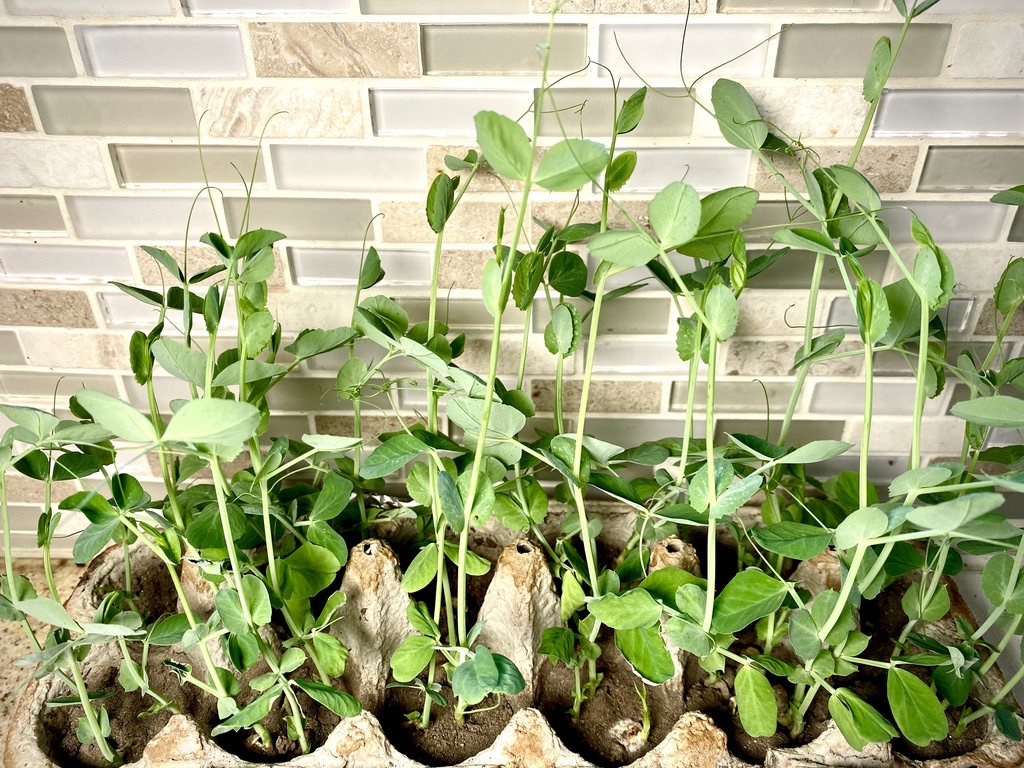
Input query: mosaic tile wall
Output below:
<box><xmin>1</xmin><ymin>0</ymin><xmax>1023</xmax><ymax>554</ymax></box>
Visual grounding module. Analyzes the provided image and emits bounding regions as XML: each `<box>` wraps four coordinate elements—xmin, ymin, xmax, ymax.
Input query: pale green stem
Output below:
<box><xmin>700</xmin><ymin>336</ymin><xmax>719</xmax><ymax>634</ymax></box>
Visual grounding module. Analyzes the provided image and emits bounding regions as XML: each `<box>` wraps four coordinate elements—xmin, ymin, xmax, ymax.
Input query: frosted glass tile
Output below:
<box><xmin>719</xmin><ymin>0</ymin><xmax>884</xmax><ymax>9</ymax></box>
<box><xmin>184</xmin><ymin>0</ymin><xmax>349</xmax><ymax>13</ymax></box>
<box><xmin>362</xmin><ymin>0</ymin><xmax>525</xmax><ymax>10</ymax></box>
<box><xmin>586</xmin><ymin>417</ymin><xmax>706</xmax><ymax>446</ymax></box>
<box><xmin>613</xmin><ymin>147</ymin><xmax>750</xmax><ymax>193</ymax></box>
<box><xmin>590</xmin><ymin>340</ymin><xmax>686</xmax><ymax>374</ymax></box>
<box><xmin>776</xmin><ymin>24</ymin><xmax>949</xmax><ymax>78</ymax></box>
<box><xmin>920</xmin><ymin>146</ymin><xmax>1024</xmax><ymax>192</ymax></box>
<box><xmin>78</xmin><ymin>26</ymin><xmax>246</xmax><ymax>78</ymax></box>
<box><xmin>112</xmin><ymin>145</ymin><xmax>265</xmax><ymax>187</ymax></box>
<box><xmin>0</xmin><ymin>27</ymin><xmax>75</xmax><ymax>77</ymax></box>
<box><xmin>929</xmin><ymin>0</ymin><xmax>1022</xmax><ymax>10</ymax></box>
<box><xmin>34</xmin><ymin>86</ymin><xmax>196</xmax><ymax>137</ymax></box>
<box><xmin>538</xmin><ymin>87</ymin><xmax>693</xmax><ymax>138</ymax></box>
<box><xmin>1011</xmin><ymin>209</ymin><xmax>1024</xmax><ymax>243</ymax></box>
<box><xmin>5</xmin><ymin>0</ymin><xmax>173</xmax><ymax>15</ymax></box>
<box><xmin>670</xmin><ymin>380</ymin><xmax>794</xmax><ymax>413</ymax></box>
<box><xmin>878</xmin><ymin>201</ymin><xmax>1006</xmax><ymax>243</ymax></box>
<box><xmin>533</xmin><ymin>296</ymin><xmax>671</xmax><ymax>335</ymax></box>
<box><xmin>271</xmin><ymin>145</ymin><xmax>423</xmax><ymax>192</ymax></box>
<box><xmin>0</xmin><ymin>331</ymin><xmax>24</xmax><ymax>365</ymax></box>
<box><xmin>422</xmin><ymin>25</ymin><xmax>586</xmax><ymax>76</ymax></box>
<box><xmin>289</xmin><ymin>247</ymin><xmax>431</xmax><ymax>286</ymax></box>
<box><xmin>101</xmin><ymin>290</ymin><xmax>236</xmax><ymax>329</ymax></box>
<box><xmin>223</xmin><ymin>197</ymin><xmax>372</xmax><ymax>240</ymax></box>
<box><xmin>371</xmin><ymin>90</ymin><xmax>530</xmax><ymax>137</ymax></box>
<box><xmin>829</xmin><ymin>297</ymin><xmax>974</xmax><ymax>334</ymax></box>
<box><xmin>747</xmin><ymin>250</ymin><xmax>887</xmax><ymax>290</ymax></box>
<box><xmin>67</xmin><ymin>196</ymin><xmax>219</xmax><ymax>240</ymax></box>
<box><xmin>0</xmin><ymin>244</ymin><xmax>132</xmax><ymax>282</ymax></box>
<box><xmin>0</xmin><ymin>195</ymin><xmax>65</xmax><ymax>236</ymax></box>
<box><xmin>875</xmin><ymin>90</ymin><xmax>1024</xmax><ymax>138</ymax></box>
<box><xmin>810</xmin><ymin>380</ymin><xmax>944</xmax><ymax>417</ymax></box>
<box><xmin>715</xmin><ymin>418</ymin><xmax>843</xmax><ymax>447</ymax></box>
<box><xmin>598</xmin><ymin>24</ymin><xmax>769</xmax><ymax>81</ymax></box>
<box><xmin>402</xmin><ymin>297</ymin><xmax>525</xmax><ymax>330</ymax></box>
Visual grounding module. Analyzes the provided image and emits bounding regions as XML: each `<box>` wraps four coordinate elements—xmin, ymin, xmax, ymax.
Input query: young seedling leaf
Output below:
<box><xmin>828</xmin><ymin>688</ymin><xmax>897</xmax><ymax>751</ymax></box>
<box><xmin>863</xmin><ymin>37</ymin><xmax>891</xmax><ymax>102</ymax></box>
<box><xmin>162</xmin><ymin>399</ymin><xmax>261</xmax><ymax>448</ymax></box>
<box><xmin>649</xmin><ymin>181</ymin><xmax>701</xmax><ymax>250</ymax></box>
<box><xmin>615</xmin><ymin>625</ymin><xmax>675</xmax><ymax>684</ymax></box>
<box><xmin>293</xmin><ymin>679</ymin><xmax>361</xmax><ymax>718</ymax></box>
<box><xmin>474</xmin><ymin>111</ymin><xmax>531</xmax><ymax>181</ymax></box>
<box><xmin>74</xmin><ymin>390</ymin><xmax>157</xmax><ymax>444</ymax></box>
<box><xmin>548</xmin><ymin>251</ymin><xmax>589</xmax><ymax>297</ymax></box>
<box><xmin>704</xmin><ymin>283</ymin><xmax>738</xmax><ymax>342</ymax></box>
<box><xmin>834</xmin><ymin>506</ymin><xmax>888</xmax><ymax>550</ymax></box>
<box><xmin>751</xmin><ymin>522</ymin><xmax>831</xmax><ymax>561</ymax></box>
<box><xmin>951</xmin><ymin>396</ymin><xmax>1024</xmax><ymax>429</ymax></box>
<box><xmin>616</xmin><ymin>87</ymin><xmax>647</xmax><ymax>135</ymax></box>
<box><xmin>535</xmin><ymin>139</ymin><xmax>608</xmax><ymax>192</ymax></box>
<box><xmin>588</xmin><ymin>589</ymin><xmax>662</xmax><ymax>630</ymax></box>
<box><xmin>361</xmin><ymin>433</ymin><xmax>430</xmax><ymax>479</ymax></box>
<box><xmin>588</xmin><ymin>229</ymin><xmax>660</xmax><ymax>269</ymax></box>
<box><xmin>402</xmin><ymin>543</ymin><xmax>439</xmax><ymax>593</ymax></box>
<box><xmin>605</xmin><ymin>150</ymin><xmax>638</xmax><ymax>193</ymax></box>
<box><xmin>887</xmin><ymin>667</ymin><xmax>948</xmax><ymax>746</ymax></box>
<box><xmin>711</xmin><ymin>79</ymin><xmax>767</xmax><ymax>150</ymax></box>
<box><xmin>712</xmin><ymin>569</ymin><xmax>788</xmax><ymax>634</ymax></box>
<box><xmin>735</xmin><ymin>666</ymin><xmax>777</xmax><ymax>738</ymax></box>
<box><xmin>281</xmin><ymin>543</ymin><xmax>341</xmax><ymax>600</ymax></box>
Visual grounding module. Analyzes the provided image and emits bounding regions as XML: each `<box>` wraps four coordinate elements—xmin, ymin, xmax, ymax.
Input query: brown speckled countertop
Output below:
<box><xmin>0</xmin><ymin>559</ymin><xmax>86</xmax><ymax>729</ymax></box>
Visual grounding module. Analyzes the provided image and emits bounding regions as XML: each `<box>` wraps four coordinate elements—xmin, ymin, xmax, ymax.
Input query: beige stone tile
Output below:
<box><xmin>379</xmin><ymin>200</ymin><xmax>513</xmax><ymax>245</ymax></box>
<box><xmin>530</xmin><ymin>378</ymin><xmax>662</xmax><ymax>413</ymax></box>
<box><xmin>0</xmin><ymin>331</ymin><xmax>25</xmax><ymax>365</ymax></box>
<box><xmin>33</xmin><ymin>86</ymin><xmax>196</xmax><ymax>137</ymax></box>
<box><xmin>0</xmin><ymin>139</ymin><xmax>108</xmax><ymax>189</ymax></box>
<box><xmin>754</xmin><ymin>145</ymin><xmax>918</xmax><ymax>196</ymax></box>
<box><xmin>197</xmin><ymin>85</ymin><xmax>364</xmax><ymax>139</ymax></box>
<box><xmin>775</xmin><ymin>24</ymin><xmax>950</xmax><ymax>79</ymax></box>
<box><xmin>530</xmin><ymin>199</ymin><xmax>651</xmax><ymax>240</ymax></box>
<box><xmin>0</xmin><ymin>195</ymin><xmax>65</xmax><ymax>235</ymax></box>
<box><xmin>720</xmin><ymin>0</ymin><xmax>883</xmax><ymax>8</ymax></box>
<box><xmin>951</xmin><ymin>22</ymin><xmax>1024</xmax><ymax>80</ymax></box>
<box><xmin>974</xmin><ymin>298</ymin><xmax>1024</xmax><ymax>337</ymax></box>
<box><xmin>0</xmin><ymin>288</ymin><xmax>97</xmax><ymax>329</ymax></box>
<box><xmin>134</xmin><ymin>244</ymin><xmax>285</xmax><ymax>287</ymax></box>
<box><xmin>18</xmin><ymin>329</ymin><xmax>131</xmax><ymax>370</ymax></box>
<box><xmin>314</xmin><ymin>414</ymin><xmax>422</xmax><ymax>443</ymax></box>
<box><xmin>422</xmin><ymin>24</ymin><xmax>586</xmax><ymax>75</ymax></box>
<box><xmin>723</xmin><ymin>339</ymin><xmax>863</xmax><ymax>377</ymax></box>
<box><xmin>701</xmin><ymin>84</ymin><xmax>868</xmax><ymax>140</ymax></box>
<box><xmin>251</xmin><ymin>22</ymin><xmax>419</xmax><ymax>78</ymax></box>
<box><xmin>0</xmin><ymin>84</ymin><xmax>35</xmax><ymax>133</ymax></box>
<box><xmin>736</xmin><ymin>290</ymin><xmax>813</xmax><ymax>336</ymax></box>
<box><xmin>427</xmin><ymin>145</ymin><xmax>520</xmax><ymax>194</ymax></box>
<box><xmin>438</xmin><ymin>249</ymin><xmax>493</xmax><ymax>290</ymax></box>
<box><xmin>2</xmin><ymin>473</ymin><xmax>78</xmax><ymax>504</ymax></box>
<box><xmin>540</xmin><ymin>0</ymin><xmax>706</xmax><ymax>9</ymax></box>
<box><xmin>113</xmin><ymin>144</ymin><xmax>265</xmax><ymax>187</ymax></box>
<box><xmin>0</xmin><ymin>27</ymin><xmax>75</xmax><ymax>77</ymax></box>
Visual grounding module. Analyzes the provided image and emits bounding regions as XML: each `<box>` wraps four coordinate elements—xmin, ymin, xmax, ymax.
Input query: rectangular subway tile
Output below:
<box><xmin>5</xmin><ymin>0</ymin><xmax>174</xmax><ymax>15</ymax></box>
<box><xmin>0</xmin><ymin>84</ymin><xmax>35</xmax><ymax>133</ymax></box>
<box><xmin>379</xmin><ymin>200</ymin><xmax>509</xmax><ymax>244</ymax></box>
<box><xmin>719</xmin><ymin>0</ymin><xmax>885</xmax><ymax>10</ymax></box>
<box><xmin>670</xmin><ymin>379</ymin><xmax>795</xmax><ymax>413</ymax></box>
<box><xmin>0</xmin><ymin>331</ymin><xmax>25</xmax><ymax>365</ymax></box>
<box><xmin>402</xmin><ymin>297</ymin><xmax>525</xmax><ymax>330</ymax></box>
<box><xmin>810</xmin><ymin>380</ymin><xmax>945</xmax><ymax>417</ymax></box>
<box><xmin>715</xmin><ymin>418</ymin><xmax>844</xmax><ymax>447</ymax></box>
<box><xmin>0</xmin><ymin>139</ymin><xmax>107</xmax><ymax>188</ymax></box>
<box><xmin>112</xmin><ymin>144</ymin><xmax>265</xmax><ymax>187</ymax></box>
<box><xmin>271</xmin><ymin>145</ymin><xmax>423</xmax><ymax>193</ymax></box>
<box><xmin>224</xmin><ymin>197</ymin><xmax>373</xmax><ymax>240</ymax></box>
<box><xmin>611</xmin><ymin>147</ymin><xmax>750</xmax><ymax>193</ymax></box>
<box><xmin>100</xmin><ymin>290</ymin><xmax>235</xmax><ymax>330</ymax></box>
<box><xmin>598</xmin><ymin>24</ymin><xmax>769</xmax><ymax>81</ymax></box>
<box><xmin>549</xmin><ymin>0</ymin><xmax>707</xmax><ymax>11</ymax></box>
<box><xmin>0</xmin><ymin>288</ymin><xmax>97</xmax><ymax>328</ymax></box>
<box><xmin>251</xmin><ymin>23</ymin><xmax>419</xmax><ymax>78</ymax></box>
<box><xmin>590</xmin><ymin>340</ymin><xmax>689</xmax><ymax>374</ymax></box>
<box><xmin>67</xmin><ymin>196</ymin><xmax>219</xmax><ymax>240</ymax></box>
<box><xmin>184</xmin><ymin>0</ymin><xmax>349</xmax><ymax>13</ymax></box>
<box><xmin>78</xmin><ymin>26</ymin><xmax>246</xmax><ymax>78</ymax></box>
<box><xmin>0</xmin><ymin>244</ymin><xmax>132</xmax><ymax>283</ymax></box>
<box><xmin>775</xmin><ymin>24</ymin><xmax>949</xmax><ymax>78</ymax></box>
<box><xmin>878</xmin><ymin>200</ymin><xmax>1007</xmax><ymax>243</ymax></box>
<box><xmin>829</xmin><ymin>296</ymin><xmax>974</xmax><ymax>335</ymax></box>
<box><xmin>0</xmin><ymin>195</ymin><xmax>65</xmax><ymax>236</ymax></box>
<box><xmin>533</xmin><ymin>296</ymin><xmax>672</xmax><ymax>335</ymax></box>
<box><xmin>422</xmin><ymin>24</ymin><xmax>586</xmax><ymax>76</ymax></box>
<box><xmin>361</xmin><ymin>0</ymin><xmax>525</xmax><ymax>11</ymax></box>
<box><xmin>33</xmin><ymin>86</ymin><xmax>196</xmax><ymax>137</ymax></box>
<box><xmin>1010</xmin><ymin>208</ymin><xmax>1024</xmax><ymax>243</ymax></box>
<box><xmin>875</xmin><ymin>90</ymin><xmax>1024</xmax><ymax>138</ymax></box>
<box><xmin>288</xmin><ymin>246</ymin><xmax>431</xmax><ymax>286</ymax></box>
<box><xmin>919</xmin><ymin>146</ymin><xmax>1024</xmax><ymax>193</ymax></box>
<box><xmin>928</xmin><ymin>0</ymin><xmax>1023</xmax><ymax>11</ymax></box>
<box><xmin>531</xmin><ymin>379</ymin><xmax>663</xmax><ymax>414</ymax></box>
<box><xmin>371</xmin><ymin>90</ymin><xmax>529</xmax><ymax>137</ymax></box>
<box><xmin>18</xmin><ymin>329</ymin><xmax>131</xmax><ymax>369</ymax></box>
<box><xmin>198</xmin><ymin>86</ymin><xmax>363</xmax><ymax>139</ymax></box>
<box><xmin>746</xmin><ymin>250</ymin><xmax>888</xmax><ymax>290</ymax></box>
<box><xmin>735</xmin><ymin>84</ymin><xmax>867</xmax><ymax>140</ymax></box>
<box><xmin>0</xmin><ymin>27</ymin><xmax>75</xmax><ymax>77</ymax></box>
<box><xmin>1</xmin><ymin>371</ymin><xmax>120</xmax><ymax>399</ymax></box>
<box><xmin>950</xmin><ymin>23</ymin><xmax>1024</xmax><ymax>80</ymax></box>
<box><xmin>724</xmin><ymin>338</ymin><xmax>863</xmax><ymax>378</ymax></box>
<box><xmin>584</xmin><ymin>416</ymin><xmax>704</xmax><ymax>447</ymax></box>
<box><xmin>538</xmin><ymin>87</ymin><xmax>693</xmax><ymax>138</ymax></box>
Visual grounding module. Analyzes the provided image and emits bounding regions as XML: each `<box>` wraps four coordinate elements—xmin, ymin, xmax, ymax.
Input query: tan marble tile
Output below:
<box><xmin>530</xmin><ymin>199</ymin><xmax>651</xmax><ymax>241</ymax></box>
<box><xmin>0</xmin><ymin>288</ymin><xmax>97</xmax><ymax>329</ymax></box>
<box><xmin>427</xmin><ymin>145</ymin><xmax>521</xmax><ymax>194</ymax></box>
<box><xmin>438</xmin><ymin>249</ymin><xmax>493</xmax><ymax>290</ymax></box>
<box><xmin>197</xmin><ymin>85</ymin><xmax>364</xmax><ymax>139</ymax></box>
<box><xmin>754</xmin><ymin>145</ymin><xmax>918</xmax><ymax>195</ymax></box>
<box><xmin>18</xmin><ymin>330</ymin><xmax>130</xmax><ymax>371</ymax></box>
<box><xmin>250</xmin><ymin>22</ymin><xmax>419</xmax><ymax>78</ymax></box>
<box><xmin>723</xmin><ymin>339</ymin><xmax>863</xmax><ymax>377</ymax></box>
<box><xmin>974</xmin><ymin>297</ymin><xmax>1024</xmax><ymax>337</ymax></box>
<box><xmin>379</xmin><ymin>200</ymin><xmax>514</xmax><ymax>245</ymax></box>
<box><xmin>530</xmin><ymin>379</ymin><xmax>662</xmax><ymax>413</ymax></box>
<box><xmin>0</xmin><ymin>84</ymin><xmax>36</xmax><ymax>133</ymax></box>
<box><xmin>537</xmin><ymin>0</ymin><xmax>706</xmax><ymax>10</ymax></box>
<box><xmin>2</xmin><ymin>474</ymin><xmax>78</xmax><ymax>504</ymax></box>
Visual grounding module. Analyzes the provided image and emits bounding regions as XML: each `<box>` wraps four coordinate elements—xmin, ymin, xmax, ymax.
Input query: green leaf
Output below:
<box><xmin>588</xmin><ymin>588</ymin><xmax>662</xmax><ymax>630</ymax></box>
<box><xmin>446</xmin><ymin>397</ymin><xmax>526</xmax><ymax>465</ymax></box>
<box><xmin>615</xmin><ymin>625</ymin><xmax>675</xmax><ymax>684</ymax></box>
<box><xmin>588</xmin><ymin>229</ymin><xmax>659</xmax><ymax>269</ymax></box>
<box><xmin>312</xmin><ymin>632</ymin><xmax>349</xmax><ymax>677</ymax></box>
<box><xmin>792</xmin><ymin>328</ymin><xmax>845</xmax><ymax>369</ymax></box>
<box><xmin>548</xmin><ymin>251</ymin><xmax>588</xmax><ymax>296</ymax></box>
<box><xmin>456</xmin><ymin>470</ymin><xmax>495</xmax><ymax>528</ymax></box>
<box><xmin>242</xmin><ymin>574</ymin><xmax>272</xmax><ymax>626</ymax></box>
<box><xmin>16</xmin><ymin>597</ymin><xmax>80</xmax><ymax>631</ymax></box>
<box><xmin>951</xmin><ymin>395</ymin><xmax>1024</xmax><ymax>429</ymax></box>
<box><xmin>237</xmin><ymin>246</ymin><xmax>275</xmax><ymax>284</ymax></box>
<box><xmin>992</xmin><ymin>186</ymin><xmax>1024</xmax><ymax>207</ymax></box>
<box><xmin>162</xmin><ymin>399</ymin><xmax>261</xmax><ymax>449</ymax></box>
<box><xmin>771</xmin><ymin>228</ymin><xmax>836</xmax><ymax>257</ymax></box>
<box><xmin>151</xmin><ymin>339</ymin><xmax>207</xmax><ymax>388</ymax></box>
<box><xmin>281</xmin><ymin>543</ymin><xmax>340</xmax><ymax>600</ymax></box>
<box><xmin>788</xmin><ymin>609</ymin><xmax>821</xmax><ymax>662</ymax></box>
<box><xmin>544</xmin><ymin>302</ymin><xmax>581</xmax><ymax>357</ymax></box>
<box><xmin>782</xmin><ymin>441</ymin><xmax>852</xmax><ymax>465</ymax></box>
<box><xmin>402</xmin><ymin>544</ymin><xmax>439</xmax><ymax>593</ymax></box>
<box><xmin>362</xmin><ymin>433</ymin><xmax>429</xmax><ymax>479</ymax></box>
<box><xmin>310</xmin><ymin>472</ymin><xmax>354</xmax><ymax>522</ymax></box>
<box><xmin>835</xmin><ymin>506</ymin><xmax>888</xmax><ymax>550</ymax></box>
<box><xmin>301</xmin><ymin>434</ymin><xmax>362</xmax><ymax>455</ymax></box>
<box><xmin>735</xmin><ymin>666</ymin><xmax>777</xmax><ymax>738</ymax></box>
<box><xmin>215</xmin><ymin>589</ymin><xmax>249</xmax><ymax>636</ymax></box>
<box><xmin>285</xmin><ymin>327</ymin><xmax>357</xmax><ymax>361</ymax></box>
<box><xmin>359</xmin><ymin>246</ymin><xmax>385</xmax><ymax>290</ymax></box>
<box><xmin>443</xmin><ymin>541</ymin><xmax>491</xmax><ymax>576</ymax></box>
<box><xmin>481</xmin><ymin>258</ymin><xmax>502</xmax><ymax>319</ymax></box>
<box><xmin>391</xmin><ymin>635</ymin><xmax>436</xmax><ymax>682</ymax></box>
<box><xmin>535</xmin><ymin>139</ymin><xmax>608</xmax><ymax>192</ymax></box>
<box><xmin>703</xmin><ymin>283</ymin><xmax>738</xmax><ymax>342</ymax></box>
<box><xmin>561</xmin><ymin>571</ymin><xmax>586</xmax><ymax>623</ymax></box>
<box><xmin>996</xmin><ymin>259</ymin><xmax>1024</xmax><ymax>317</ymax></box>
<box><xmin>211</xmin><ymin>360</ymin><xmax>287</xmax><ymax>388</ymax></box>
<box><xmin>863</xmin><ymin>37</ymin><xmax>891</xmax><ymax>102</ymax></box>
<box><xmin>829</xmin><ymin>165</ymin><xmax>881</xmax><ymax>212</ymax></box>
<box><xmin>887</xmin><ymin>667</ymin><xmax>947</xmax><ymax>746</ymax></box>
<box><xmin>426</xmin><ymin>172</ymin><xmax>456</xmax><ymax>234</ymax></box>
<box><xmin>829</xmin><ymin>688</ymin><xmax>897</xmax><ymax>751</ymax></box>
<box><xmin>616</xmin><ymin>87</ymin><xmax>647</xmax><ymax>135</ymax></box>
<box><xmin>293</xmin><ymin>679</ymin><xmax>360</xmax><ymax>718</ymax></box>
<box><xmin>752</xmin><ymin>522</ymin><xmax>831</xmax><ymax>561</ymax></box>
<box><xmin>211</xmin><ymin>687</ymin><xmax>280</xmax><ymax>736</ymax></box>
<box><xmin>605</xmin><ymin>150</ymin><xmax>637</xmax><ymax>193</ymax></box>
<box><xmin>664</xmin><ymin>616</ymin><xmax>712</xmax><ymax>657</ymax></box>
<box><xmin>437</xmin><ymin>470</ymin><xmax>465</xmax><ymax>534</ymax></box>
<box><xmin>710</xmin><ymin>473</ymin><xmax>762</xmax><ymax>521</ymax></box>
<box><xmin>184</xmin><ymin>503</ymin><xmax>247</xmax><ymax>552</ymax></box>
<box><xmin>0</xmin><ymin>404</ymin><xmax>59</xmax><ymax>441</ymax></box>
<box><xmin>712</xmin><ymin>569</ymin><xmax>788</xmax><ymax>634</ymax></box>
<box><xmin>649</xmin><ymin>182</ymin><xmax>701</xmax><ymax>250</ymax></box>
<box><xmin>73</xmin><ymin>519</ymin><xmax>121</xmax><ymax>564</ymax></box>
<box><xmin>906</xmin><ymin>493</ymin><xmax>1004</xmax><ymax>534</ymax></box>
<box><xmin>149</xmin><ymin>614</ymin><xmax>190</xmax><ymax>646</ymax></box>
<box><xmin>638</xmin><ymin>567</ymin><xmax>703</xmax><ymax>610</ymax></box>
<box><xmin>902</xmin><ymin>582</ymin><xmax>950</xmax><ymax>623</ymax></box>
<box><xmin>360</xmin><ymin>296</ymin><xmax>409</xmax><ymax>339</ymax></box>
<box><xmin>452</xmin><ymin>646</ymin><xmax>524</xmax><ymax>706</ymax></box>
<box><xmin>538</xmin><ymin>627</ymin><xmax>575</xmax><ymax>667</ymax></box>
<box><xmin>75</xmin><ymin>390</ymin><xmax>156</xmax><ymax>444</ymax></box>
<box><xmin>512</xmin><ymin>251</ymin><xmax>543</xmax><ymax>311</ymax></box>
<box><xmin>712</xmin><ymin>79</ymin><xmax>767</xmax><ymax>150</ymax></box>
<box><xmin>982</xmin><ymin>553</ymin><xmax>1024</xmax><ymax>613</ymax></box>
<box><xmin>889</xmin><ymin>466</ymin><xmax>953</xmax><ymax>498</ymax></box>
<box><xmin>475</xmin><ymin>111</ymin><xmax>531</xmax><ymax>181</ymax></box>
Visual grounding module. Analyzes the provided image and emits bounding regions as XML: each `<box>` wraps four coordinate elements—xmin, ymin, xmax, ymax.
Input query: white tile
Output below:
<box><xmin>810</xmin><ymin>380</ymin><xmax>944</xmax><ymax>417</ymax></box>
<box><xmin>271</xmin><ymin>145</ymin><xmax>424</xmax><ymax>193</ymax></box>
<box><xmin>584</xmin><ymin>416</ymin><xmax>706</xmax><ymax>446</ymax></box>
<box><xmin>598</xmin><ymin>24</ymin><xmax>769</xmax><ymax>81</ymax></box>
<box><xmin>878</xmin><ymin>201</ymin><xmax>1006</xmax><ymax>243</ymax></box>
<box><xmin>371</xmin><ymin>90</ymin><xmax>531</xmax><ymax>137</ymax></box>
<box><xmin>829</xmin><ymin>297</ymin><xmax>974</xmax><ymax>335</ymax></box>
<box><xmin>875</xmin><ymin>90</ymin><xmax>1024</xmax><ymax>138</ymax></box>
<box><xmin>100</xmin><ymin>290</ymin><xmax>237</xmax><ymax>330</ymax></box>
<box><xmin>612</xmin><ymin>147</ymin><xmax>750</xmax><ymax>193</ymax></box>
<box><xmin>950</xmin><ymin>23</ymin><xmax>1024</xmax><ymax>79</ymax></box>
<box><xmin>184</xmin><ymin>0</ymin><xmax>349</xmax><ymax>13</ymax></box>
<box><xmin>931</xmin><ymin>0</ymin><xmax>1023</xmax><ymax>11</ymax></box>
<box><xmin>288</xmin><ymin>246</ymin><xmax>431</xmax><ymax>286</ymax></box>
<box><xmin>0</xmin><ymin>244</ymin><xmax>132</xmax><ymax>283</ymax></box>
<box><xmin>5</xmin><ymin>0</ymin><xmax>173</xmax><ymax>15</ymax></box>
<box><xmin>0</xmin><ymin>139</ymin><xmax>108</xmax><ymax>189</ymax></box>
<box><xmin>590</xmin><ymin>340</ymin><xmax>688</xmax><ymax>374</ymax></box>
<box><xmin>66</xmin><ymin>196</ymin><xmax>219</xmax><ymax>240</ymax></box>
<box><xmin>77</xmin><ymin>25</ymin><xmax>246</xmax><ymax>78</ymax></box>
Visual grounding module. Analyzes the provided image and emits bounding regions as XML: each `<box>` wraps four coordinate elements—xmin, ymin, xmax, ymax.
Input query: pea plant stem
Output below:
<box><xmin>701</xmin><ymin>336</ymin><xmax>719</xmax><ymax>634</ymax></box>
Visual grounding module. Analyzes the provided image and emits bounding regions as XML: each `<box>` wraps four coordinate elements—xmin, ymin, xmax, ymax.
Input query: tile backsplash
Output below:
<box><xmin>1</xmin><ymin>0</ymin><xmax>1023</xmax><ymax>554</ymax></box>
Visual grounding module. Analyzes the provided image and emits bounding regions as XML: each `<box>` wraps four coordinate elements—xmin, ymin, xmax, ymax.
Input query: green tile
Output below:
<box><xmin>34</xmin><ymin>86</ymin><xmax>196</xmax><ymax>136</ymax></box>
<box><xmin>0</xmin><ymin>27</ymin><xmax>75</xmax><ymax>77</ymax></box>
<box><xmin>920</xmin><ymin>146</ymin><xmax>1024</xmax><ymax>192</ymax></box>
<box><xmin>775</xmin><ymin>24</ymin><xmax>950</xmax><ymax>78</ymax></box>
<box><xmin>112</xmin><ymin>144</ymin><xmax>265</xmax><ymax>186</ymax></box>
<box><xmin>0</xmin><ymin>195</ymin><xmax>65</xmax><ymax>234</ymax></box>
<box><xmin>224</xmin><ymin>197</ymin><xmax>372</xmax><ymax>240</ymax></box>
<box><xmin>537</xmin><ymin>86</ymin><xmax>693</xmax><ymax>138</ymax></box>
<box><xmin>422</xmin><ymin>24</ymin><xmax>586</xmax><ymax>75</ymax></box>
